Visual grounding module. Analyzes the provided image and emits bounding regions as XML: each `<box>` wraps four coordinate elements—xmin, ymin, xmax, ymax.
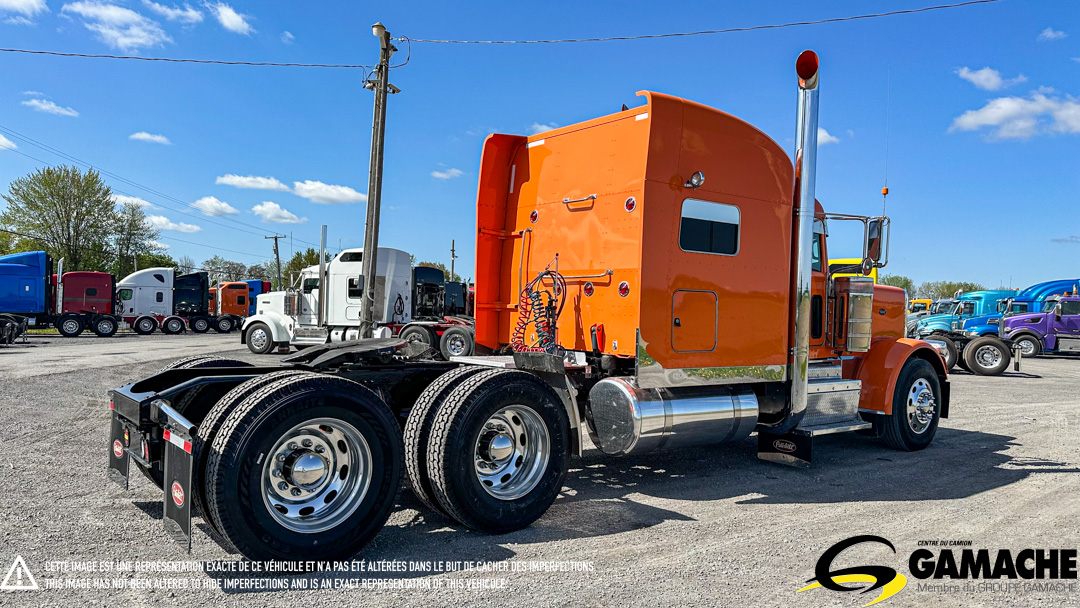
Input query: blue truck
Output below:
<box><xmin>244</xmin><ymin>279</ymin><xmax>272</xmax><ymax>316</ymax></box>
<box><xmin>959</xmin><ymin>280</ymin><xmax>1080</xmax><ymax>356</ymax></box>
<box><xmin>913</xmin><ymin>289</ymin><xmax>1019</xmax><ymax>375</ymax></box>
<box><xmin>912</xmin><ymin>290</ymin><xmax>1018</xmax><ymax>338</ymax></box>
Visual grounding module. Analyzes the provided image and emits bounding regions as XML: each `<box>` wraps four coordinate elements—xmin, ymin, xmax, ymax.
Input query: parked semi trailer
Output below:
<box><xmin>115</xmin><ymin>267</ymin><xmax>212</xmax><ymax>335</ymax></box>
<box><xmin>0</xmin><ymin>251</ymin><xmax>120</xmax><ymax>337</ymax></box>
<box><xmin>999</xmin><ymin>293</ymin><xmax>1080</xmax><ymax>357</ymax></box>
<box><xmin>240</xmin><ymin>247</ymin><xmax>474</xmax><ymax>358</ymax></box>
<box><xmin>207</xmin><ymin>281</ymin><xmax>250</xmax><ymax>333</ymax></box>
<box><xmin>107</xmin><ymin>51</ymin><xmax>949</xmax><ymax>562</ymax></box>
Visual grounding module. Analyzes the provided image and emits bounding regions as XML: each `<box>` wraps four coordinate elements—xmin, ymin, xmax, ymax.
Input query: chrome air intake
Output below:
<box><xmin>587</xmin><ymin>377</ymin><xmax>758</xmax><ymax>456</ymax></box>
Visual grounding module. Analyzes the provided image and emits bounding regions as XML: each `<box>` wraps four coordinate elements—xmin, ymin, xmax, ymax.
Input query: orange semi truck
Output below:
<box><xmin>107</xmin><ymin>51</ymin><xmax>949</xmax><ymax>561</ymax></box>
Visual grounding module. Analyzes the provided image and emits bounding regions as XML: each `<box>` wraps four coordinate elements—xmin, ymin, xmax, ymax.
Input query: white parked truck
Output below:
<box><xmin>241</xmin><ymin>246</ymin><xmax>474</xmax><ymax>357</ymax></box>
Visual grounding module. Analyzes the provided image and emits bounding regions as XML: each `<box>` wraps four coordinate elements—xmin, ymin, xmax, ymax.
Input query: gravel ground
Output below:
<box><xmin>1</xmin><ymin>337</ymin><xmax>1078</xmax><ymax>607</ymax></box>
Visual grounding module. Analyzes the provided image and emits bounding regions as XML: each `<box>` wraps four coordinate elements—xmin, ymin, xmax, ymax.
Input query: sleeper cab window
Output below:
<box><xmin>86</xmin><ymin>288</ymin><xmax>97</xmax><ymax>296</ymax></box>
<box><xmin>118</xmin><ymin>289</ymin><xmax>132</xmax><ymax>301</ymax></box>
<box><xmin>679</xmin><ymin>199</ymin><xmax>740</xmax><ymax>256</ymax></box>
<box><xmin>155</xmin><ymin>292</ymin><xmax>164</xmax><ymax>302</ymax></box>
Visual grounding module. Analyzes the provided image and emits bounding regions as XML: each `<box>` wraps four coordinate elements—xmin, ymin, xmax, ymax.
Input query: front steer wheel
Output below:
<box><xmin>880</xmin><ymin>358</ymin><xmax>941</xmax><ymax>451</ymax></box>
<box><xmin>245</xmin><ymin>322</ymin><xmax>274</xmax><ymax>354</ymax></box>
<box><xmin>1012</xmin><ymin>334</ymin><xmax>1042</xmax><ymax>358</ymax></box>
<box><xmin>963</xmin><ymin>336</ymin><xmax>1011</xmax><ymax>376</ymax></box>
<box><xmin>426</xmin><ymin>369</ymin><xmax>570</xmax><ymax>533</ymax></box>
<box><xmin>205</xmin><ymin>374</ymin><xmax>404</xmax><ymax>561</ymax></box>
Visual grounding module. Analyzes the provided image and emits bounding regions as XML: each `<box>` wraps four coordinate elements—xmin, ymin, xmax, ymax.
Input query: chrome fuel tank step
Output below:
<box><xmin>798</xmin><ymin>378</ymin><xmax>862</xmax><ymax>429</ymax></box>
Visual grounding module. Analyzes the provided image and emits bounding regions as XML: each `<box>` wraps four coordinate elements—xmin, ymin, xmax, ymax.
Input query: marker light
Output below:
<box><xmin>583</xmin><ymin>282</ymin><xmax>594</xmax><ymax>297</ymax></box>
<box><xmin>530</xmin><ymin>210</ymin><xmax>538</xmax><ymax>223</ymax></box>
<box><xmin>618</xmin><ymin>282</ymin><xmax>630</xmax><ymax>297</ymax></box>
<box><xmin>624</xmin><ymin>197</ymin><xmax>637</xmax><ymax>212</ymax></box>
<box><xmin>685</xmin><ymin>171</ymin><xmax>705</xmax><ymax>189</ymax></box>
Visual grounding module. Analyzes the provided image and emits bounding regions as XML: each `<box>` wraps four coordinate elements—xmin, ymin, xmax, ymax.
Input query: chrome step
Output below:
<box><xmin>807</xmin><ymin>359</ymin><xmax>842</xmax><ymax>379</ymax></box>
<box><xmin>799</xmin><ymin>378</ymin><xmax>862</xmax><ymax>429</ymax></box>
<box><xmin>794</xmin><ymin>420</ymin><xmax>872</xmax><ymax>437</ymax></box>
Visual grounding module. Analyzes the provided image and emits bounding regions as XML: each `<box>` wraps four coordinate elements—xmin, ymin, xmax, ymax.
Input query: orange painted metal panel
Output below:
<box><xmin>671</xmin><ymin>290</ymin><xmax>717</xmax><ymax>352</ymax></box>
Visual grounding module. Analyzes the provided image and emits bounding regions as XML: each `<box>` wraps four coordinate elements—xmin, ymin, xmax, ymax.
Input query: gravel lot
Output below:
<box><xmin>1</xmin><ymin>336</ymin><xmax>1078</xmax><ymax>607</ymax></box>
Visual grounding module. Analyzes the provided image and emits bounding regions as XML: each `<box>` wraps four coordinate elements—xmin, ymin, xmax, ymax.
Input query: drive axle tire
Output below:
<box><xmin>400</xmin><ymin>325</ymin><xmax>435</xmax><ymax>348</ymax></box>
<box><xmin>439</xmin><ymin>326</ymin><xmax>474</xmax><ymax>360</ymax></box>
<box><xmin>427</xmin><ymin>369</ymin><xmax>570</xmax><ymax>533</ymax></box>
<box><xmin>206</xmin><ymin>374</ymin><xmax>404</xmax><ymax>561</ymax></box>
<box><xmin>193</xmin><ymin>370</ymin><xmax>315</xmax><ymax>544</ymax></box>
<box><xmin>963</xmin><ymin>336</ymin><xmax>1011</xmax><ymax>376</ymax></box>
<box><xmin>191</xmin><ymin>316</ymin><xmax>211</xmax><ymax>334</ymax></box>
<box><xmin>215</xmin><ymin>316</ymin><xmax>235</xmax><ymax>333</ymax></box>
<box><xmin>57</xmin><ymin>314</ymin><xmax>84</xmax><ymax>338</ymax></box>
<box><xmin>92</xmin><ymin>316</ymin><xmax>118</xmax><ymax>337</ymax></box>
<box><xmin>133</xmin><ymin>316</ymin><xmax>157</xmax><ymax>335</ymax></box>
<box><xmin>1013</xmin><ymin>334</ymin><xmax>1041</xmax><ymax>358</ymax></box>
<box><xmin>162</xmin><ymin>316</ymin><xmax>185</xmax><ymax>335</ymax></box>
<box><xmin>403</xmin><ymin>366</ymin><xmax>485</xmax><ymax>516</ymax></box>
<box><xmin>245</xmin><ymin>322</ymin><xmax>274</xmax><ymax>355</ymax></box>
<box><xmin>881</xmin><ymin>358</ymin><xmax>941</xmax><ymax>451</ymax></box>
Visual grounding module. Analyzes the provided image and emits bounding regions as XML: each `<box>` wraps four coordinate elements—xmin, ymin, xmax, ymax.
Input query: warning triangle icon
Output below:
<box><xmin>1</xmin><ymin>555</ymin><xmax>39</xmax><ymax>591</ymax></box>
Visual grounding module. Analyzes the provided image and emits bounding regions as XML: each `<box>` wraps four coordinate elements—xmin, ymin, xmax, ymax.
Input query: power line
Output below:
<box><xmin>404</xmin><ymin>0</ymin><xmax>1004</xmax><ymax>44</ymax></box>
<box><xmin>1</xmin><ymin>227</ymin><xmax>265</xmax><ymax>266</ymax></box>
<box><xmin>0</xmin><ymin>125</ymin><xmax>321</xmax><ymax>248</ymax></box>
<box><xmin>0</xmin><ymin>48</ymin><xmax>370</xmax><ymax>68</ymax></box>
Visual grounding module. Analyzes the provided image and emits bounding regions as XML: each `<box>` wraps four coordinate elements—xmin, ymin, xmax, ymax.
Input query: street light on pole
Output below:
<box><xmin>358</xmin><ymin>21</ymin><xmax>398</xmax><ymax>338</ymax></box>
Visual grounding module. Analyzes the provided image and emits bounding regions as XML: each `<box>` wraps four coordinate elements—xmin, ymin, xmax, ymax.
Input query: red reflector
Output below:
<box><xmin>123</xmin><ymin>428</ymin><xmax>130</xmax><ymax>447</ymax></box>
<box><xmin>624</xmin><ymin>197</ymin><xmax>636</xmax><ymax>212</ymax></box>
<box><xmin>109</xmin><ymin>400</ymin><xmax>114</xmax><ymax>410</ymax></box>
<box><xmin>618</xmin><ymin>281</ymin><xmax>630</xmax><ymax>297</ymax></box>
<box><xmin>529</xmin><ymin>210</ymin><xmax>538</xmax><ymax>223</ymax></box>
<box><xmin>583</xmin><ymin>282</ymin><xmax>594</xmax><ymax>297</ymax></box>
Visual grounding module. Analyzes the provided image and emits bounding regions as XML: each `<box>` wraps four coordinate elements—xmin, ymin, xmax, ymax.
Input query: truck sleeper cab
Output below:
<box><xmin>107</xmin><ymin>51</ymin><xmax>949</xmax><ymax>563</ymax></box>
<box><xmin>115</xmin><ymin>268</ymin><xmax>211</xmax><ymax>335</ymax></box>
<box><xmin>960</xmin><ymin>280</ymin><xmax>1079</xmax><ymax>356</ymax></box>
<box><xmin>0</xmin><ymin>251</ymin><xmax>119</xmax><ymax>337</ymax></box>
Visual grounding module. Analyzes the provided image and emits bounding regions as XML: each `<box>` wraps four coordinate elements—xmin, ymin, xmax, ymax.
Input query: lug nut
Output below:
<box><xmin>277</xmin><ymin>482</ymin><xmax>288</xmax><ymax>491</ymax></box>
<box><xmin>273</xmin><ymin>468</ymin><xmax>282</xmax><ymax>478</ymax></box>
<box><xmin>314</xmin><ymin>445</ymin><xmax>325</xmax><ymax>454</ymax></box>
<box><xmin>288</xmin><ymin>442</ymin><xmax>299</xmax><ymax>450</ymax></box>
<box><xmin>302</xmin><ymin>439</ymin><xmax>313</xmax><ymax>448</ymax></box>
<box><xmin>276</xmin><ymin>454</ymin><xmax>286</xmax><ymax>462</ymax></box>
<box><xmin>290</xmin><ymin>488</ymin><xmax>302</xmax><ymax>496</ymax></box>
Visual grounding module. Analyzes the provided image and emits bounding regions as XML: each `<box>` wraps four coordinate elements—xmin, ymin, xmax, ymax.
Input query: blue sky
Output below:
<box><xmin>0</xmin><ymin>0</ymin><xmax>1078</xmax><ymax>288</ymax></box>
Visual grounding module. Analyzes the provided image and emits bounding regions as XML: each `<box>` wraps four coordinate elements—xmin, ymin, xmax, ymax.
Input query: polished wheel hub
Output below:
<box><xmin>473</xmin><ymin>406</ymin><xmax>550</xmax><ymax>501</ymax></box>
<box><xmin>1018</xmin><ymin>339</ymin><xmax>1035</xmax><ymax>356</ymax></box>
<box><xmin>250</xmin><ymin>328</ymin><xmax>268</xmax><ymax>350</ymax></box>
<box><xmin>975</xmin><ymin>345</ymin><xmax>1002</xmax><ymax>368</ymax></box>
<box><xmin>446</xmin><ymin>334</ymin><xmax>467</xmax><ymax>357</ymax></box>
<box><xmin>261</xmin><ymin>418</ymin><xmax>372</xmax><ymax>533</ymax></box>
<box><xmin>906</xmin><ymin>378</ymin><xmax>936</xmax><ymax>434</ymax></box>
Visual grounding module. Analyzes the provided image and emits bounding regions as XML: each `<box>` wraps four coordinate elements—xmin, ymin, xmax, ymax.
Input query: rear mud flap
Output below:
<box><xmin>757</xmin><ymin>432</ymin><xmax>812</xmax><ymax>468</ymax></box>
<box><xmin>162</xmin><ymin>427</ymin><xmax>194</xmax><ymax>553</ymax></box>
<box><xmin>108</xmin><ymin>412</ymin><xmax>130</xmax><ymax>489</ymax></box>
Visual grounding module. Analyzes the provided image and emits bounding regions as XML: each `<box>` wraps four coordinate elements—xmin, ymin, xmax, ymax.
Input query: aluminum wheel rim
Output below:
<box><xmin>250</xmin><ymin>328</ymin><xmax>268</xmax><ymax>350</ymax></box>
<box><xmin>1017</xmin><ymin>338</ymin><xmax>1035</xmax><ymax>356</ymax></box>
<box><xmin>261</xmin><ymin>417</ymin><xmax>372</xmax><ymax>533</ymax></box>
<box><xmin>168</xmin><ymin>320</ymin><xmax>182</xmax><ymax>332</ymax></box>
<box><xmin>473</xmin><ymin>405</ymin><xmax>550</xmax><ymax>501</ymax></box>
<box><xmin>445</xmin><ymin>333</ymin><xmax>468</xmax><ymax>357</ymax></box>
<box><xmin>195</xmin><ymin>319</ymin><xmax>207</xmax><ymax>331</ymax></box>
<box><xmin>62</xmin><ymin>319</ymin><xmax>79</xmax><ymax>334</ymax></box>
<box><xmin>906</xmin><ymin>378</ymin><xmax>936</xmax><ymax>435</ymax></box>
<box><xmin>220</xmin><ymin>319</ymin><xmax>232</xmax><ymax>331</ymax></box>
<box><xmin>98</xmin><ymin>319</ymin><xmax>114</xmax><ymax>333</ymax></box>
<box><xmin>139</xmin><ymin>319</ymin><xmax>154</xmax><ymax>332</ymax></box>
<box><xmin>975</xmin><ymin>344</ymin><xmax>1002</xmax><ymax>368</ymax></box>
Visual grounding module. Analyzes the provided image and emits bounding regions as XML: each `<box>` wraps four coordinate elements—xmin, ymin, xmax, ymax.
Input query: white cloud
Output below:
<box><xmin>215</xmin><ymin>174</ymin><xmax>290</xmax><ymax>191</ymax></box>
<box><xmin>61</xmin><ymin>2</ymin><xmax>172</xmax><ymax>51</ymax></box>
<box><xmin>1051</xmin><ymin>235</ymin><xmax>1080</xmax><ymax>244</ymax></box>
<box><xmin>431</xmin><ymin>167</ymin><xmax>463</xmax><ymax>180</ymax></box>
<box><xmin>252</xmin><ymin>201</ymin><xmax>305</xmax><ymax>224</ymax></box>
<box><xmin>4</xmin><ymin>15</ymin><xmax>35</xmax><ymax>24</ymax></box>
<box><xmin>148</xmin><ymin>215</ymin><xmax>201</xmax><ymax>232</ymax></box>
<box><xmin>955</xmin><ymin>67</ymin><xmax>1026</xmax><ymax>91</ymax></box>
<box><xmin>528</xmin><ymin>122</ymin><xmax>557</xmax><ymax>134</ymax></box>
<box><xmin>148</xmin><ymin>239</ymin><xmax>169</xmax><ymax>249</ymax></box>
<box><xmin>292</xmin><ymin>180</ymin><xmax>366</xmax><ymax>204</ymax></box>
<box><xmin>204</xmin><ymin>1</ymin><xmax>252</xmax><ymax>35</ymax></box>
<box><xmin>1037</xmin><ymin>27</ymin><xmax>1066</xmax><ymax>42</ymax></box>
<box><xmin>0</xmin><ymin>134</ymin><xmax>17</xmax><ymax>150</ymax></box>
<box><xmin>111</xmin><ymin>193</ymin><xmax>153</xmax><ymax>208</ymax></box>
<box><xmin>129</xmin><ymin>131</ymin><xmax>171</xmax><ymax>145</ymax></box>
<box><xmin>21</xmin><ymin>98</ymin><xmax>79</xmax><ymax>117</ymax></box>
<box><xmin>280</xmin><ymin>30</ymin><xmax>293</xmax><ymax>44</ymax></box>
<box><xmin>0</xmin><ymin>0</ymin><xmax>47</xmax><ymax>17</ymax></box>
<box><xmin>949</xmin><ymin>91</ymin><xmax>1080</xmax><ymax>140</ymax></box>
<box><xmin>21</xmin><ymin>90</ymin><xmax>42</xmax><ymax>96</ymax></box>
<box><xmin>141</xmin><ymin>0</ymin><xmax>202</xmax><ymax>23</ymax></box>
<box><xmin>817</xmin><ymin>127</ymin><xmax>840</xmax><ymax>145</ymax></box>
<box><xmin>192</xmin><ymin>195</ymin><xmax>238</xmax><ymax>215</ymax></box>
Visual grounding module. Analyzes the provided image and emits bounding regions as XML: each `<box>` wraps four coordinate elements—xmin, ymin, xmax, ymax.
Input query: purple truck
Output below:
<box><xmin>999</xmin><ymin>295</ymin><xmax>1080</xmax><ymax>356</ymax></box>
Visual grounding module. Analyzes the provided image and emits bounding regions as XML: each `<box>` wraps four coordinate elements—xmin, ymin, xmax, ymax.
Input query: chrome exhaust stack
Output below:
<box><xmin>780</xmin><ymin>50</ymin><xmax>821</xmax><ymax>433</ymax></box>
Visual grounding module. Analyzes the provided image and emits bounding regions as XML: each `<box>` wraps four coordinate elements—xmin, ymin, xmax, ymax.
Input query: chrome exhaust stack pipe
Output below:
<box><xmin>317</xmin><ymin>224</ymin><xmax>327</xmax><ymax>328</ymax></box>
<box><xmin>781</xmin><ymin>50</ymin><xmax>821</xmax><ymax>433</ymax></box>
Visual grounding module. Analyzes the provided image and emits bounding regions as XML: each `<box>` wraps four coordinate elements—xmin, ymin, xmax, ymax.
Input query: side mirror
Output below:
<box><xmin>1055</xmin><ymin>303</ymin><xmax>1062</xmax><ymax>321</ymax></box>
<box><xmin>865</xmin><ymin>218</ymin><xmax>885</xmax><ymax>263</ymax></box>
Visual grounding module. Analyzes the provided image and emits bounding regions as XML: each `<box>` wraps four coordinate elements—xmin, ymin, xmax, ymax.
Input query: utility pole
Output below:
<box><xmin>265</xmin><ymin>235</ymin><xmax>285</xmax><ymax>289</ymax></box>
<box><xmin>359</xmin><ymin>21</ymin><xmax>398</xmax><ymax>338</ymax></box>
<box><xmin>450</xmin><ymin>239</ymin><xmax>457</xmax><ymax>281</ymax></box>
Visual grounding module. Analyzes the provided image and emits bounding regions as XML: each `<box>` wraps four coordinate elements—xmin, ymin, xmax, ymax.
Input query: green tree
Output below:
<box><xmin>417</xmin><ymin>261</ymin><xmax>462</xmax><ymax>282</ymax></box>
<box><xmin>176</xmin><ymin>255</ymin><xmax>197</xmax><ymax>274</ymax></box>
<box><xmin>914</xmin><ymin>281</ymin><xmax>987</xmax><ymax>300</ymax></box>
<box><xmin>283</xmin><ymin>248</ymin><xmax>332</xmax><ymax>286</ymax></box>
<box><xmin>112</xmin><ymin>202</ymin><xmax>163</xmax><ymax>279</ymax></box>
<box><xmin>137</xmin><ymin>251</ymin><xmax>178</xmax><ymax>271</ymax></box>
<box><xmin>1</xmin><ymin>166</ymin><xmax>116</xmax><ymax>270</ymax></box>
<box><xmin>880</xmin><ymin>274</ymin><xmax>915</xmax><ymax>295</ymax></box>
<box><xmin>201</xmin><ymin>255</ymin><xmax>249</xmax><ymax>283</ymax></box>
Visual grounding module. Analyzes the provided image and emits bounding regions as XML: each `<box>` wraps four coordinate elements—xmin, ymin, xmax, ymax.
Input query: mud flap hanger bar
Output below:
<box><xmin>154</xmin><ymin>399</ymin><xmax>196</xmax><ymax>553</ymax></box>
